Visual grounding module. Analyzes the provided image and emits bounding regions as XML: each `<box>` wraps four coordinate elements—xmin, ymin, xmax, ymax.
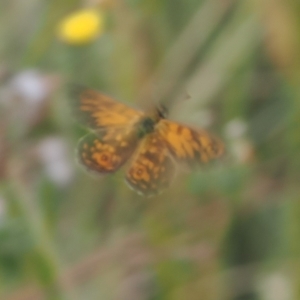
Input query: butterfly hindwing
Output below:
<box><xmin>125</xmin><ymin>133</ymin><xmax>175</xmax><ymax>196</ymax></box>
<box><xmin>77</xmin><ymin>128</ymin><xmax>139</xmax><ymax>174</ymax></box>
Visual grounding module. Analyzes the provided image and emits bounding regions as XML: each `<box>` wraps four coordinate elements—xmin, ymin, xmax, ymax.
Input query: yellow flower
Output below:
<box><xmin>58</xmin><ymin>9</ymin><xmax>104</xmax><ymax>45</ymax></box>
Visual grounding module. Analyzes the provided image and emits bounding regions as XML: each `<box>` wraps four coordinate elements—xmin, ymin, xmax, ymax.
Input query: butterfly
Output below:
<box><xmin>70</xmin><ymin>86</ymin><xmax>224</xmax><ymax>196</ymax></box>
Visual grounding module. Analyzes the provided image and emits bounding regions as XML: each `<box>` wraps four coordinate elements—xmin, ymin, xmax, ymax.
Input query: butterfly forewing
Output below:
<box><xmin>157</xmin><ymin>119</ymin><xmax>224</xmax><ymax>165</ymax></box>
<box><xmin>70</xmin><ymin>86</ymin><xmax>144</xmax><ymax>129</ymax></box>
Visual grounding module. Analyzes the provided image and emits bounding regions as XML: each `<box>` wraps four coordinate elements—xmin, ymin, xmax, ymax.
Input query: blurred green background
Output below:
<box><xmin>1</xmin><ymin>0</ymin><xmax>300</xmax><ymax>299</ymax></box>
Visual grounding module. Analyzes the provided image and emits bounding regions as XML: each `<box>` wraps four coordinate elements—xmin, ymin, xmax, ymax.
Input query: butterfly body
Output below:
<box><xmin>70</xmin><ymin>86</ymin><xmax>223</xmax><ymax>196</ymax></box>
<box><xmin>137</xmin><ymin>116</ymin><xmax>157</xmax><ymax>138</ymax></box>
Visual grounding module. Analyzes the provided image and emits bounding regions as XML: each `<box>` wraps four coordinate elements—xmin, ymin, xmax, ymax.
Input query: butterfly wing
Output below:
<box><xmin>157</xmin><ymin>119</ymin><xmax>224</xmax><ymax>165</ymax></box>
<box><xmin>70</xmin><ymin>86</ymin><xmax>144</xmax><ymax>174</ymax></box>
<box><xmin>70</xmin><ymin>85</ymin><xmax>144</xmax><ymax>130</ymax></box>
<box><xmin>77</xmin><ymin>127</ymin><xmax>140</xmax><ymax>174</ymax></box>
<box><xmin>125</xmin><ymin>133</ymin><xmax>175</xmax><ymax>196</ymax></box>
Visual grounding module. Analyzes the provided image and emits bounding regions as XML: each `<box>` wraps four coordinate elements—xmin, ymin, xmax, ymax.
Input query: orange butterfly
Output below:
<box><xmin>70</xmin><ymin>86</ymin><xmax>224</xmax><ymax>196</ymax></box>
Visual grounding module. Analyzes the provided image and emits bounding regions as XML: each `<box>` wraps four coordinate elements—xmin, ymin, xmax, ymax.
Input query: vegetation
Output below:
<box><xmin>1</xmin><ymin>0</ymin><xmax>300</xmax><ymax>299</ymax></box>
